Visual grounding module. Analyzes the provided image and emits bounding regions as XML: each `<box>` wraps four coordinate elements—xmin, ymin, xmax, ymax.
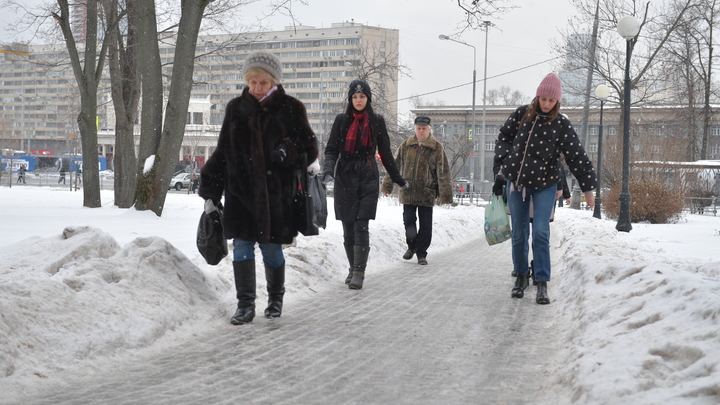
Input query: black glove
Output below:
<box><xmin>493</xmin><ymin>174</ymin><xmax>506</xmax><ymax>196</ymax></box>
<box><xmin>270</xmin><ymin>143</ymin><xmax>287</xmax><ymax>164</ymax></box>
<box><xmin>400</xmin><ymin>180</ymin><xmax>410</xmax><ymax>189</ymax></box>
<box><xmin>322</xmin><ymin>173</ymin><xmax>334</xmax><ymax>184</ymax></box>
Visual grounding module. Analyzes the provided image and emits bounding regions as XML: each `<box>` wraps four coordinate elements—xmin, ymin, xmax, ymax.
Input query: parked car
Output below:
<box><xmin>168</xmin><ymin>172</ymin><xmax>195</xmax><ymax>190</ymax></box>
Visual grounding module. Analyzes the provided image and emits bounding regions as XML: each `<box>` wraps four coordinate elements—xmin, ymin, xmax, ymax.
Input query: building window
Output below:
<box><xmin>590</xmin><ymin>125</ymin><xmax>598</xmax><ymax>135</ymax></box>
<box><xmin>608</xmin><ymin>126</ymin><xmax>618</xmax><ymax>136</ymax></box>
<box><xmin>711</xmin><ymin>126</ymin><xmax>720</xmax><ymax>136</ymax></box>
<box><xmin>485</xmin><ymin>141</ymin><xmax>494</xmax><ymax>151</ymax></box>
<box><xmin>588</xmin><ymin>142</ymin><xmax>597</xmax><ymax>153</ymax></box>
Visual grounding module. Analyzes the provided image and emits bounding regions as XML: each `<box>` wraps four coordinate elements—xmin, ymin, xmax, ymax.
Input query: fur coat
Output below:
<box><xmin>199</xmin><ymin>86</ymin><xmax>318</xmax><ymax>244</ymax></box>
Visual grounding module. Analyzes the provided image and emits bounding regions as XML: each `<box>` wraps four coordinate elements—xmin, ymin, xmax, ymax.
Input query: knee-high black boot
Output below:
<box><xmin>536</xmin><ymin>281</ymin><xmax>550</xmax><ymax>305</ymax></box>
<box><xmin>511</xmin><ymin>273</ymin><xmax>529</xmax><ymax>298</ymax></box>
<box><xmin>344</xmin><ymin>244</ymin><xmax>354</xmax><ymax>285</ymax></box>
<box><xmin>264</xmin><ymin>262</ymin><xmax>285</xmax><ymax>318</ymax></box>
<box><xmin>231</xmin><ymin>260</ymin><xmax>256</xmax><ymax>325</ymax></box>
<box><xmin>349</xmin><ymin>246</ymin><xmax>370</xmax><ymax>290</ymax></box>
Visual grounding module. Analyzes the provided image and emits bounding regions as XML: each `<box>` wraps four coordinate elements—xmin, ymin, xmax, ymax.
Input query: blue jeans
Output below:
<box><xmin>507</xmin><ymin>181</ymin><xmax>556</xmax><ymax>282</ymax></box>
<box><xmin>233</xmin><ymin>239</ymin><xmax>284</xmax><ymax>268</ymax></box>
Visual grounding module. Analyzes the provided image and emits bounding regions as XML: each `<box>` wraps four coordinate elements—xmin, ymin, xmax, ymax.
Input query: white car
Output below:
<box><xmin>168</xmin><ymin>173</ymin><xmax>195</xmax><ymax>190</ymax></box>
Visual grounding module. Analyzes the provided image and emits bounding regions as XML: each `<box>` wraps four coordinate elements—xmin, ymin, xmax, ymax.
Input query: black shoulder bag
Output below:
<box><xmin>293</xmin><ymin>155</ymin><xmax>320</xmax><ymax>236</ymax></box>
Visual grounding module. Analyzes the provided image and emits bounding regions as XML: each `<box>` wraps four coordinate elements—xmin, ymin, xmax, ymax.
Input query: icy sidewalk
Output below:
<box><xmin>4</xmin><ymin>238</ymin><xmax>566</xmax><ymax>405</ymax></box>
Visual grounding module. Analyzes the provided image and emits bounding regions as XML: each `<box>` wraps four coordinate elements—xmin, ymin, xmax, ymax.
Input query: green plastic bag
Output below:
<box><xmin>484</xmin><ymin>195</ymin><xmax>512</xmax><ymax>246</ymax></box>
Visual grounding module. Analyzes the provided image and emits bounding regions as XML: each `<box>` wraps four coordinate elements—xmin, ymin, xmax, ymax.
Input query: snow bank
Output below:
<box><xmin>0</xmin><ymin>226</ymin><xmax>226</xmax><ymax>380</ymax></box>
<box><xmin>552</xmin><ymin>212</ymin><xmax>720</xmax><ymax>404</ymax></box>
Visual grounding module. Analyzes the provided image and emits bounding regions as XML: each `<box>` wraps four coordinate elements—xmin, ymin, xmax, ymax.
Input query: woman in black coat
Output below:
<box><xmin>322</xmin><ymin>80</ymin><xmax>406</xmax><ymax>290</ymax></box>
<box><xmin>200</xmin><ymin>51</ymin><xmax>318</xmax><ymax>325</ymax></box>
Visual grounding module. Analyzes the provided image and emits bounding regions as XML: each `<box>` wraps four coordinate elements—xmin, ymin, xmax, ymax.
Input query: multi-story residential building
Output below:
<box><xmin>0</xmin><ymin>21</ymin><xmax>399</xmax><ymax>169</ymax></box>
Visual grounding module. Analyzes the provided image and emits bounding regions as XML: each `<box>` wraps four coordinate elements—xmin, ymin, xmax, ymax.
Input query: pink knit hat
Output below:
<box><xmin>536</xmin><ymin>73</ymin><xmax>562</xmax><ymax>101</ymax></box>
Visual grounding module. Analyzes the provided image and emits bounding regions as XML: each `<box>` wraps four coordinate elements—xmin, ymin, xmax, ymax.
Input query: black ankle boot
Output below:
<box><xmin>536</xmin><ymin>281</ymin><xmax>550</xmax><ymax>305</ymax></box>
<box><xmin>349</xmin><ymin>246</ymin><xmax>370</xmax><ymax>290</ymax></box>
<box><xmin>344</xmin><ymin>244</ymin><xmax>354</xmax><ymax>285</ymax></box>
<box><xmin>231</xmin><ymin>260</ymin><xmax>256</xmax><ymax>325</ymax></box>
<box><xmin>511</xmin><ymin>273</ymin><xmax>529</xmax><ymax>298</ymax></box>
<box><xmin>264</xmin><ymin>262</ymin><xmax>285</xmax><ymax>318</ymax></box>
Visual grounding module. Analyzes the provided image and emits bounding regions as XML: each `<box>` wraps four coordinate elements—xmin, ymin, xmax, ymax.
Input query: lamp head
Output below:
<box><xmin>595</xmin><ymin>84</ymin><xmax>611</xmax><ymax>101</ymax></box>
<box><xmin>439</xmin><ymin>34</ymin><xmax>450</xmax><ymax>40</ymax></box>
<box><xmin>617</xmin><ymin>16</ymin><xmax>641</xmax><ymax>40</ymax></box>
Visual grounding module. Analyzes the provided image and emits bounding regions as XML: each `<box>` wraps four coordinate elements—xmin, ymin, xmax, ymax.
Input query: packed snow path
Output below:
<box><xmin>11</xmin><ymin>239</ymin><xmax>566</xmax><ymax>405</ymax></box>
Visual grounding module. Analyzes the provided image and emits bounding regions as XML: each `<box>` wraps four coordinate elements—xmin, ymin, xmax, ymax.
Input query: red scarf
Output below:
<box><xmin>344</xmin><ymin>111</ymin><xmax>372</xmax><ymax>153</ymax></box>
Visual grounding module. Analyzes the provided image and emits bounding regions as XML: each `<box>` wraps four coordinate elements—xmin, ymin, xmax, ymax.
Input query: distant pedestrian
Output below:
<box><xmin>381</xmin><ymin>116</ymin><xmax>453</xmax><ymax>265</ymax></box>
<box><xmin>191</xmin><ymin>173</ymin><xmax>199</xmax><ymax>194</ymax></box>
<box><xmin>58</xmin><ymin>168</ymin><xmax>66</xmax><ymax>184</ymax></box>
<box><xmin>76</xmin><ymin>166</ymin><xmax>82</xmax><ymax>185</ymax></box>
<box><xmin>493</xmin><ymin>73</ymin><xmax>597</xmax><ymax>305</ymax></box>
<box><xmin>17</xmin><ymin>165</ymin><xmax>26</xmax><ymax>184</ymax></box>
<box><xmin>323</xmin><ymin>79</ymin><xmax>407</xmax><ymax>290</ymax></box>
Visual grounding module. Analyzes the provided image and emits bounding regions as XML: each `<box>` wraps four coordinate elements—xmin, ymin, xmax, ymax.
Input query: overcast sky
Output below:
<box><xmin>0</xmin><ymin>0</ymin><xmax>577</xmax><ymax>116</ymax></box>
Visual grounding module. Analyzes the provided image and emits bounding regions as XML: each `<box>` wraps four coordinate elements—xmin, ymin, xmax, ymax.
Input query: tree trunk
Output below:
<box><xmin>134</xmin><ymin>0</ymin><xmax>212</xmax><ymax>216</ymax></box>
<box><xmin>55</xmin><ymin>0</ymin><xmax>105</xmax><ymax>208</ymax></box>
<box><xmin>106</xmin><ymin>0</ymin><xmax>140</xmax><ymax>208</ymax></box>
<box><xmin>700</xmin><ymin>3</ymin><xmax>714</xmax><ymax>160</ymax></box>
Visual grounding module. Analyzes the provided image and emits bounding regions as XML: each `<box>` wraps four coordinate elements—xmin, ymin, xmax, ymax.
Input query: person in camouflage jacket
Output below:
<box><xmin>382</xmin><ymin>116</ymin><xmax>453</xmax><ymax>265</ymax></box>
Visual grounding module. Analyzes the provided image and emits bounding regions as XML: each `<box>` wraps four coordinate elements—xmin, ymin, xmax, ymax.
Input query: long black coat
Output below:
<box><xmin>323</xmin><ymin>112</ymin><xmax>403</xmax><ymax>222</ymax></box>
<box><xmin>494</xmin><ymin>105</ymin><xmax>596</xmax><ymax>193</ymax></box>
<box><xmin>199</xmin><ymin>86</ymin><xmax>318</xmax><ymax>244</ymax></box>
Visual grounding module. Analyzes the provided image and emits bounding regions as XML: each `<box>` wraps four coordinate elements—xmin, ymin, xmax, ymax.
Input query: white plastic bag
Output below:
<box><xmin>484</xmin><ymin>195</ymin><xmax>512</xmax><ymax>246</ymax></box>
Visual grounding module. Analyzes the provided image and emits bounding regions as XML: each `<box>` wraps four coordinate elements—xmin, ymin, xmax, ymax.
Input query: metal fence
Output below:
<box><xmin>685</xmin><ymin>197</ymin><xmax>718</xmax><ymax>216</ymax></box>
<box><xmin>0</xmin><ymin>171</ymin><xmax>114</xmax><ymax>190</ymax></box>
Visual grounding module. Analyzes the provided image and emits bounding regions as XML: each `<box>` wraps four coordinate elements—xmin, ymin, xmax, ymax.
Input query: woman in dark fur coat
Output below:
<box><xmin>199</xmin><ymin>51</ymin><xmax>318</xmax><ymax>325</ymax></box>
<box><xmin>322</xmin><ymin>80</ymin><xmax>407</xmax><ymax>290</ymax></box>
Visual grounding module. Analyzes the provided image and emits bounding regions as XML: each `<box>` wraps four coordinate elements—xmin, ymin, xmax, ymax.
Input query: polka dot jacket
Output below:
<box><xmin>493</xmin><ymin>105</ymin><xmax>597</xmax><ymax>192</ymax></box>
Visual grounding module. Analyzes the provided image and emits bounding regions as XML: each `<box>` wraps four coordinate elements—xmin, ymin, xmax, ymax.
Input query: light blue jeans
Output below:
<box><xmin>233</xmin><ymin>239</ymin><xmax>285</xmax><ymax>268</ymax></box>
<box><xmin>506</xmin><ymin>181</ymin><xmax>556</xmax><ymax>282</ymax></box>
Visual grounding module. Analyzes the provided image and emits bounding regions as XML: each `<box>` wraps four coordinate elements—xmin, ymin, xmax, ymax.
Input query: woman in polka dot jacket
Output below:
<box><xmin>492</xmin><ymin>73</ymin><xmax>597</xmax><ymax>305</ymax></box>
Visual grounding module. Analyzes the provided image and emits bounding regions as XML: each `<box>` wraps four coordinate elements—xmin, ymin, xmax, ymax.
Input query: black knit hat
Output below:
<box><xmin>348</xmin><ymin>79</ymin><xmax>372</xmax><ymax>103</ymax></box>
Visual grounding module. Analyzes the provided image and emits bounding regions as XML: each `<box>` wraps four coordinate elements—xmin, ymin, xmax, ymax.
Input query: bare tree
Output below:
<box><xmin>555</xmin><ymin>0</ymin><xmax>699</xmax><ymax>188</ymax></box>
<box><xmin>349</xmin><ymin>39</ymin><xmax>411</xmax><ymax>147</ymax></box>
<box><xmin>485</xmin><ymin>86</ymin><xmax>525</xmax><ymax>105</ymax></box>
<box><xmin>663</xmin><ymin>0</ymin><xmax>717</xmax><ymax>160</ymax></box>
<box><xmin>51</xmin><ymin>0</ymin><xmax>122</xmax><ymax>208</ymax></box>
<box><xmin>454</xmin><ymin>0</ymin><xmax>515</xmax><ymax>33</ymax></box>
<box><xmin>101</xmin><ymin>0</ymin><xmax>140</xmax><ymax>208</ymax></box>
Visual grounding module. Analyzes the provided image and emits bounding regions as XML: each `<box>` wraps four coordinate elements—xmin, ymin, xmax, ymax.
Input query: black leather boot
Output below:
<box><xmin>231</xmin><ymin>260</ymin><xmax>256</xmax><ymax>325</ymax></box>
<box><xmin>344</xmin><ymin>244</ymin><xmax>354</xmax><ymax>285</ymax></box>
<box><xmin>536</xmin><ymin>281</ymin><xmax>550</xmax><ymax>305</ymax></box>
<box><xmin>264</xmin><ymin>262</ymin><xmax>285</xmax><ymax>318</ymax></box>
<box><xmin>349</xmin><ymin>246</ymin><xmax>370</xmax><ymax>290</ymax></box>
<box><xmin>511</xmin><ymin>273</ymin><xmax>529</xmax><ymax>298</ymax></box>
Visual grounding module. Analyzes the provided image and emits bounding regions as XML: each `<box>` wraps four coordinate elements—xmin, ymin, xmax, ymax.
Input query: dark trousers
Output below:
<box><xmin>342</xmin><ymin>219</ymin><xmax>370</xmax><ymax>247</ymax></box>
<box><xmin>403</xmin><ymin>204</ymin><xmax>433</xmax><ymax>258</ymax></box>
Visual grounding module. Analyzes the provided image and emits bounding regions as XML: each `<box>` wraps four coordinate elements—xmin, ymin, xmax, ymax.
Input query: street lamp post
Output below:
<box><xmin>480</xmin><ymin>20</ymin><xmax>491</xmax><ymax>195</ymax></box>
<box><xmin>593</xmin><ymin>84</ymin><xmax>610</xmax><ymax>219</ymax></box>
<box><xmin>616</xmin><ymin>16</ymin><xmax>641</xmax><ymax>233</ymax></box>
<box><xmin>439</xmin><ymin>34</ymin><xmax>476</xmax><ymax>182</ymax></box>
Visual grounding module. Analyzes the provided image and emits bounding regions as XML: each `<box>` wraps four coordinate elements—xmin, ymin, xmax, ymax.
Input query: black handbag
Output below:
<box><xmin>196</xmin><ymin>203</ymin><xmax>228</xmax><ymax>265</ymax></box>
<box><xmin>307</xmin><ymin>173</ymin><xmax>327</xmax><ymax>229</ymax></box>
<box><xmin>294</xmin><ymin>157</ymin><xmax>320</xmax><ymax>236</ymax></box>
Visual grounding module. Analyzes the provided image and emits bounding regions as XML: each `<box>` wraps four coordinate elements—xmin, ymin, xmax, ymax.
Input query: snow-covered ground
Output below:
<box><xmin>1</xmin><ymin>185</ymin><xmax>719</xmax><ymax>404</ymax></box>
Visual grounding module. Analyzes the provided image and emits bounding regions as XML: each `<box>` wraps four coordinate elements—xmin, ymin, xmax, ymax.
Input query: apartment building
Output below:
<box><xmin>0</xmin><ymin>21</ymin><xmax>399</xmax><ymax>168</ymax></box>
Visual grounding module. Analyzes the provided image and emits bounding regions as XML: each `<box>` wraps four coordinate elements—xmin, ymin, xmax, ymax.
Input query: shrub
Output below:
<box><xmin>603</xmin><ymin>178</ymin><xmax>684</xmax><ymax>224</ymax></box>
